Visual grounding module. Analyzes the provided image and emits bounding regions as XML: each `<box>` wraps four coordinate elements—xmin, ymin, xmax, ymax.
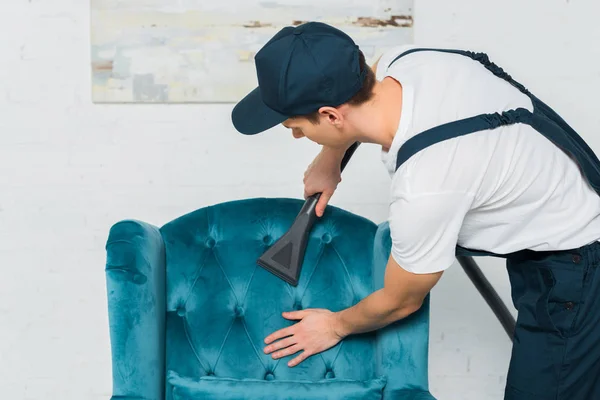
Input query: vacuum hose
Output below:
<box><xmin>456</xmin><ymin>256</ymin><xmax>516</xmax><ymax>341</ymax></box>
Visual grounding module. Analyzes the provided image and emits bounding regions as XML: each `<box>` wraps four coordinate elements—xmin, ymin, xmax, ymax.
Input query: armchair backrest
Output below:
<box><xmin>159</xmin><ymin>198</ymin><xmax>432</xmax><ymax>398</ymax></box>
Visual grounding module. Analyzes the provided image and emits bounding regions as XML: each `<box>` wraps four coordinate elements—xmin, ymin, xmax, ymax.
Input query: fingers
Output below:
<box><xmin>265</xmin><ymin>336</ymin><xmax>311</xmax><ymax>366</ymax></box>
<box><xmin>264</xmin><ymin>335</ymin><xmax>296</xmax><ymax>354</ymax></box>
<box><xmin>264</xmin><ymin>326</ymin><xmax>295</xmax><ymax>345</ymax></box>
<box><xmin>264</xmin><ymin>310</ymin><xmax>309</xmax><ymax>344</ymax></box>
<box><xmin>289</xmin><ymin>348</ymin><xmax>312</xmax><ymax>367</ymax></box>
<box><xmin>271</xmin><ymin>343</ymin><xmax>303</xmax><ymax>360</ymax></box>
<box><xmin>282</xmin><ymin>310</ymin><xmax>307</xmax><ymax>320</ymax></box>
<box><xmin>304</xmin><ymin>188</ymin><xmax>333</xmax><ymax>216</ymax></box>
<box><xmin>315</xmin><ymin>191</ymin><xmax>332</xmax><ymax>217</ymax></box>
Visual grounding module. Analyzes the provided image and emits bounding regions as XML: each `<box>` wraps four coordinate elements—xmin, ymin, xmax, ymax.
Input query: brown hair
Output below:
<box><xmin>293</xmin><ymin>50</ymin><xmax>376</xmax><ymax>124</ymax></box>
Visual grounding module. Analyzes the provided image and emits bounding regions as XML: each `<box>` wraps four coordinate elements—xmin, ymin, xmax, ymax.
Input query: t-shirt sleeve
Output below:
<box><xmin>388</xmin><ymin>191</ymin><xmax>474</xmax><ymax>274</ymax></box>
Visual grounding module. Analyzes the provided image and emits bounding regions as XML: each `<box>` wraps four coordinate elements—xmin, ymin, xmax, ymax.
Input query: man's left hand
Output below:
<box><xmin>263</xmin><ymin>308</ymin><xmax>345</xmax><ymax>367</ymax></box>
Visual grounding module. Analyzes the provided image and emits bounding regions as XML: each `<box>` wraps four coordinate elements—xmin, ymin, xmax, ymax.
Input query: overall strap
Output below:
<box><xmin>389</xmin><ymin>48</ymin><xmax>535</xmax><ymax>172</ymax></box>
<box><xmin>389</xmin><ymin>47</ymin><xmax>600</xmax><ymax>194</ymax></box>
<box><xmin>388</xmin><ymin>48</ymin><xmax>530</xmax><ymax>96</ymax></box>
<box><xmin>396</xmin><ymin>108</ymin><xmax>532</xmax><ymax>170</ymax></box>
<box><xmin>529</xmin><ymin>94</ymin><xmax>600</xmax><ymax>193</ymax></box>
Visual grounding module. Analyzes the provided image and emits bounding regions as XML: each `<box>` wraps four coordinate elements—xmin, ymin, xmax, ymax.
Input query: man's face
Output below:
<box><xmin>281</xmin><ymin>116</ymin><xmax>343</xmax><ymax>147</ymax></box>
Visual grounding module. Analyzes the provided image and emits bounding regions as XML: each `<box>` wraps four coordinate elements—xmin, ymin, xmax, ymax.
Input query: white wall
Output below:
<box><xmin>1</xmin><ymin>1</ymin><xmax>599</xmax><ymax>399</ymax></box>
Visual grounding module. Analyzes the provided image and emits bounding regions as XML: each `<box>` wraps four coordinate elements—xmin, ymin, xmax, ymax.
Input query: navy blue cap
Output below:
<box><xmin>231</xmin><ymin>22</ymin><xmax>366</xmax><ymax>135</ymax></box>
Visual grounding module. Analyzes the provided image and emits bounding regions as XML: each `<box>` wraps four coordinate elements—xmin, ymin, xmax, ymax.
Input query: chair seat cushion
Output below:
<box><xmin>168</xmin><ymin>370</ymin><xmax>386</xmax><ymax>400</ymax></box>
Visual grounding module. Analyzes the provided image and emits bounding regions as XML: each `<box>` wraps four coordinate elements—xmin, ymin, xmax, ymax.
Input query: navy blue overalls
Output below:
<box><xmin>390</xmin><ymin>49</ymin><xmax>600</xmax><ymax>399</ymax></box>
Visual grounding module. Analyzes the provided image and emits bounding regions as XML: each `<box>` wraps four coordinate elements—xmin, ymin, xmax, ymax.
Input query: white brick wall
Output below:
<box><xmin>1</xmin><ymin>0</ymin><xmax>599</xmax><ymax>399</ymax></box>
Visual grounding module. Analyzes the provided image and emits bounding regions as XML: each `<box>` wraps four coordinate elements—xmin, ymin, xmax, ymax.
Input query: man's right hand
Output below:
<box><xmin>303</xmin><ymin>146</ymin><xmax>346</xmax><ymax>217</ymax></box>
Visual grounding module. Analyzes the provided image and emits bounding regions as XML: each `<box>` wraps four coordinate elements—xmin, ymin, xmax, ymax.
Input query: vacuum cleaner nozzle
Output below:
<box><xmin>257</xmin><ymin>196</ymin><xmax>319</xmax><ymax>286</ymax></box>
<box><xmin>257</xmin><ymin>141</ymin><xmax>361</xmax><ymax>286</ymax></box>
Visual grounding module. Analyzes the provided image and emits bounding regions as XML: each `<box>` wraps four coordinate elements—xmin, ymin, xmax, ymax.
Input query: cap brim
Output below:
<box><xmin>231</xmin><ymin>87</ymin><xmax>289</xmax><ymax>135</ymax></box>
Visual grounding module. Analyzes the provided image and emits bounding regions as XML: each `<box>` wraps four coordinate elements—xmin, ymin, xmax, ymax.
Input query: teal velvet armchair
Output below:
<box><xmin>104</xmin><ymin>197</ymin><xmax>436</xmax><ymax>400</ymax></box>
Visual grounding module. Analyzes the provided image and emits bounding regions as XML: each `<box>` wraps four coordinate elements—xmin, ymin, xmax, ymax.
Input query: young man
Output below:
<box><xmin>231</xmin><ymin>21</ymin><xmax>600</xmax><ymax>399</ymax></box>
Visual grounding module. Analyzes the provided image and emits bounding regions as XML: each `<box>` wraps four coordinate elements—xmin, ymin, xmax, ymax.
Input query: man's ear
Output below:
<box><xmin>318</xmin><ymin>106</ymin><xmax>343</xmax><ymax>127</ymax></box>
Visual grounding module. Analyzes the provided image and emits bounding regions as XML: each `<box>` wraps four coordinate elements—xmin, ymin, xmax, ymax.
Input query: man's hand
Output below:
<box><xmin>262</xmin><ymin>255</ymin><xmax>444</xmax><ymax>368</ymax></box>
<box><xmin>263</xmin><ymin>308</ymin><xmax>345</xmax><ymax>367</ymax></box>
<box><xmin>303</xmin><ymin>146</ymin><xmax>347</xmax><ymax>217</ymax></box>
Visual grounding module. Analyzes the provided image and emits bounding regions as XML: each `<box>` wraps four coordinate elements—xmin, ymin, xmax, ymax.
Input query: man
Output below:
<box><xmin>231</xmin><ymin>21</ymin><xmax>600</xmax><ymax>399</ymax></box>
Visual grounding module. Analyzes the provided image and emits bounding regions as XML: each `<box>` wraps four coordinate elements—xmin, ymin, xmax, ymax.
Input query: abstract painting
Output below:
<box><xmin>91</xmin><ymin>0</ymin><xmax>414</xmax><ymax>103</ymax></box>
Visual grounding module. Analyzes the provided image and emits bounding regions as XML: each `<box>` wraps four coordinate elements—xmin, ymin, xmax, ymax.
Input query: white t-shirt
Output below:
<box><xmin>376</xmin><ymin>45</ymin><xmax>600</xmax><ymax>274</ymax></box>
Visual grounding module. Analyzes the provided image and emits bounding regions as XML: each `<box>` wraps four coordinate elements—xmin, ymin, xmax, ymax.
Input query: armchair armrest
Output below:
<box><xmin>105</xmin><ymin>220</ymin><xmax>166</xmax><ymax>400</ymax></box>
<box><xmin>372</xmin><ymin>223</ymin><xmax>437</xmax><ymax>400</ymax></box>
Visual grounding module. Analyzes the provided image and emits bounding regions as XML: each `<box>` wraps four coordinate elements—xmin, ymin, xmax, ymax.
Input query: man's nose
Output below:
<box><xmin>292</xmin><ymin>129</ymin><xmax>304</xmax><ymax>139</ymax></box>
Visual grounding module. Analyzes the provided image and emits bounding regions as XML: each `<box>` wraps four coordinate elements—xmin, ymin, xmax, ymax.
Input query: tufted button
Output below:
<box><xmin>325</xmin><ymin>369</ymin><xmax>335</xmax><ymax>379</ymax></box>
<box><xmin>565</xmin><ymin>301</ymin><xmax>575</xmax><ymax>310</ymax></box>
<box><xmin>234</xmin><ymin>305</ymin><xmax>244</xmax><ymax>318</ymax></box>
<box><xmin>293</xmin><ymin>302</ymin><xmax>303</xmax><ymax>310</ymax></box>
<box><xmin>176</xmin><ymin>306</ymin><xmax>186</xmax><ymax>317</ymax></box>
<box><xmin>572</xmin><ymin>254</ymin><xmax>582</xmax><ymax>264</ymax></box>
<box><xmin>263</xmin><ymin>235</ymin><xmax>273</xmax><ymax>245</ymax></box>
<box><xmin>264</xmin><ymin>372</ymin><xmax>275</xmax><ymax>380</ymax></box>
<box><xmin>321</xmin><ymin>233</ymin><xmax>332</xmax><ymax>244</ymax></box>
<box><xmin>205</xmin><ymin>237</ymin><xmax>216</xmax><ymax>248</ymax></box>
<box><xmin>206</xmin><ymin>371</ymin><xmax>214</xmax><ymax>376</ymax></box>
